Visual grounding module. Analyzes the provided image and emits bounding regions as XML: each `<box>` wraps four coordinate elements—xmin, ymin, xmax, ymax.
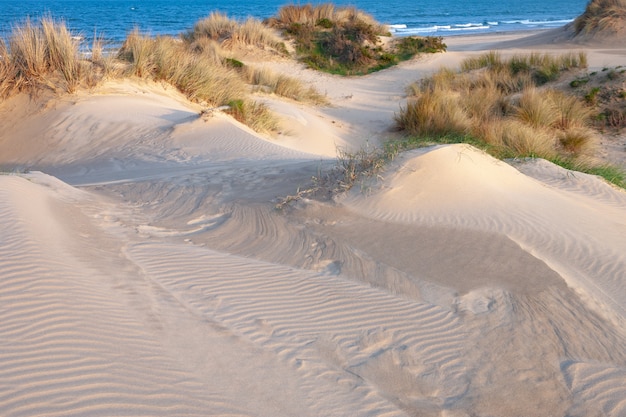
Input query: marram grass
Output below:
<box><xmin>395</xmin><ymin>51</ymin><xmax>625</xmax><ymax>188</ymax></box>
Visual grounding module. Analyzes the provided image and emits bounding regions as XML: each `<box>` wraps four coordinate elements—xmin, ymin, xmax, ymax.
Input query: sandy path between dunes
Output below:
<box><xmin>1</xmin><ymin>31</ymin><xmax>626</xmax><ymax>417</ymax></box>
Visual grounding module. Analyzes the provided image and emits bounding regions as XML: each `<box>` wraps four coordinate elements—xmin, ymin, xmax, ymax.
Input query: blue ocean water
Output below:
<box><xmin>1</xmin><ymin>0</ymin><xmax>589</xmax><ymax>48</ymax></box>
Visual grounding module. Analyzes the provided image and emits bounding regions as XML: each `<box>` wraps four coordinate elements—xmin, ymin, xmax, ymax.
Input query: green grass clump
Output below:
<box><xmin>394</xmin><ymin>36</ymin><xmax>446</xmax><ymax>60</ymax></box>
<box><xmin>570</xmin><ymin>77</ymin><xmax>590</xmax><ymax>87</ymax></box>
<box><xmin>585</xmin><ymin>86</ymin><xmax>601</xmax><ymax>104</ymax></box>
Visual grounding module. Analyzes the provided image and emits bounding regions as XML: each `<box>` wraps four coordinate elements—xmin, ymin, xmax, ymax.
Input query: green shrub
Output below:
<box><xmin>570</xmin><ymin>77</ymin><xmax>589</xmax><ymax>88</ymax></box>
<box><xmin>585</xmin><ymin>87</ymin><xmax>601</xmax><ymax>104</ymax></box>
<box><xmin>394</xmin><ymin>36</ymin><xmax>446</xmax><ymax>60</ymax></box>
<box><xmin>224</xmin><ymin>57</ymin><xmax>244</xmax><ymax>68</ymax></box>
<box><xmin>316</xmin><ymin>18</ymin><xmax>334</xmax><ymax>28</ymax></box>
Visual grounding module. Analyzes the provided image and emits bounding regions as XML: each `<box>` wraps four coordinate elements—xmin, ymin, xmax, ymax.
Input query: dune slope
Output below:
<box><xmin>2</xmin><ymin>37</ymin><xmax>626</xmax><ymax>416</ymax></box>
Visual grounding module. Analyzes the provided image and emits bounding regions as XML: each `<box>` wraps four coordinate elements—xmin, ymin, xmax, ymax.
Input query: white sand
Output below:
<box><xmin>1</xmin><ymin>31</ymin><xmax>626</xmax><ymax>416</ymax></box>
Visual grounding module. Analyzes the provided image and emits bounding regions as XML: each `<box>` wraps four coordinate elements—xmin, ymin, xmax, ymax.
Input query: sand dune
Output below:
<box><xmin>1</xmin><ymin>31</ymin><xmax>626</xmax><ymax>416</ymax></box>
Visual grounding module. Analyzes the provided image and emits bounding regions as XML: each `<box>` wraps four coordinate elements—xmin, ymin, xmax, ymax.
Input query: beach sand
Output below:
<box><xmin>1</xmin><ymin>30</ymin><xmax>626</xmax><ymax>416</ymax></box>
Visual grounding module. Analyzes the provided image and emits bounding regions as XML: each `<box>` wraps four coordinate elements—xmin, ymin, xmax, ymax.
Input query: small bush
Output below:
<box><xmin>224</xmin><ymin>57</ymin><xmax>244</xmax><ymax>68</ymax></box>
<box><xmin>605</xmin><ymin>107</ymin><xmax>626</xmax><ymax>128</ymax></box>
<box><xmin>394</xmin><ymin>36</ymin><xmax>446</xmax><ymax>60</ymax></box>
<box><xmin>316</xmin><ymin>18</ymin><xmax>334</xmax><ymax>29</ymax></box>
<box><xmin>607</xmin><ymin>69</ymin><xmax>620</xmax><ymax>80</ymax></box>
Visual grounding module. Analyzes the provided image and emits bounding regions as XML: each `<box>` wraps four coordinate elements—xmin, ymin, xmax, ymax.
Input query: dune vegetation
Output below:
<box><xmin>0</xmin><ymin>18</ymin><xmax>88</xmax><ymax>96</ymax></box>
<box><xmin>0</xmin><ymin>17</ymin><xmax>327</xmax><ymax>132</ymax></box>
<box><xmin>394</xmin><ymin>51</ymin><xmax>625</xmax><ymax>187</ymax></box>
<box><xmin>266</xmin><ymin>3</ymin><xmax>446</xmax><ymax>74</ymax></box>
<box><xmin>0</xmin><ymin>8</ymin><xmax>445</xmax><ymax>129</ymax></box>
<box><xmin>185</xmin><ymin>11</ymin><xmax>287</xmax><ymax>52</ymax></box>
<box><xmin>574</xmin><ymin>0</ymin><xmax>626</xmax><ymax>36</ymax></box>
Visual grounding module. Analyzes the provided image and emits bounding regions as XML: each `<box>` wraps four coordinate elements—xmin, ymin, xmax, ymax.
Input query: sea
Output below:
<box><xmin>1</xmin><ymin>0</ymin><xmax>589</xmax><ymax>50</ymax></box>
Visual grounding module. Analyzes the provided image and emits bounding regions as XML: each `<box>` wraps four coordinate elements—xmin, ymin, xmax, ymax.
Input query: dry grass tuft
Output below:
<box><xmin>460</xmin><ymin>50</ymin><xmax>503</xmax><ymax>72</ymax></box>
<box><xmin>574</xmin><ymin>0</ymin><xmax>626</xmax><ymax>35</ymax></box>
<box><xmin>118</xmin><ymin>29</ymin><xmax>155</xmax><ymax>77</ymax></box>
<box><xmin>398</xmin><ymin>51</ymin><xmax>598</xmax><ymax>163</ymax></box>
<box><xmin>189</xmin><ymin>12</ymin><xmax>237</xmax><ymax>41</ymax></box>
<box><xmin>548</xmin><ymin>89</ymin><xmax>594</xmax><ymax>130</ymax></box>
<box><xmin>41</xmin><ymin>18</ymin><xmax>82</xmax><ymax>91</ymax></box>
<box><xmin>118</xmin><ymin>32</ymin><xmax>245</xmax><ymax>106</ymax></box>
<box><xmin>514</xmin><ymin>87</ymin><xmax>559</xmax><ymax>128</ymax></box>
<box><xmin>246</xmin><ymin>66</ymin><xmax>326</xmax><ymax>103</ymax></box>
<box><xmin>269</xmin><ymin>3</ymin><xmax>381</xmax><ymax>29</ymax></box>
<box><xmin>0</xmin><ymin>39</ymin><xmax>19</xmax><ymax>97</ymax></box>
<box><xmin>396</xmin><ymin>89</ymin><xmax>470</xmax><ymax>136</ymax></box>
<box><xmin>460</xmin><ymin>83</ymin><xmax>504</xmax><ymax>122</ymax></box>
<box><xmin>500</xmin><ymin>119</ymin><xmax>557</xmax><ymax>158</ymax></box>
<box><xmin>558</xmin><ymin>127</ymin><xmax>599</xmax><ymax>156</ymax></box>
<box><xmin>9</xmin><ymin>19</ymin><xmax>48</xmax><ymax>83</ymax></box>
<box><xmin>1</xmin><ymin>18</ymin><xmax>86</xmax><ymax>95</ymax></box>
<box><xmin>226</xmin><ymin>99</ymin><xmax>278</xmax><ymax>132</ymax></box>
<box><xmin>188</xmin><ymin>12</ymin><xmax>283</xmax><ymax>50</ymax></box>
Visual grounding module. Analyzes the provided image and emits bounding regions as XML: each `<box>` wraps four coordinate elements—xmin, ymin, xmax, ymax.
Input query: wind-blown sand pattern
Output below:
<box><xmin>1</xmin><ymin>31</ymin><xmax>626</xmax><ymax>416</ymax></box>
